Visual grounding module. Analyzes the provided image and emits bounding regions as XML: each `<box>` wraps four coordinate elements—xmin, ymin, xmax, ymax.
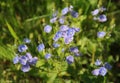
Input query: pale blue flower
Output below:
<box><xmin>18</xmin><ymin>44</ymin><xmax>28</xmax><ymax>52</ymax></box>
<box><xmin>37</xmin><ymin>43</ymin><xmax>45</xmax><ymax>52</ymax></box>
<box><xmin>66</xmin><ymin>28</ymin><xmax>76</xmax><ymax>37</ymax></box>
<box><xmin>44</xmin><ymin>25</ymin><xmax>52</xmax><ymax>33</ymax></box>
<box><xmin>60</xmin><ymin>25</ymin><xmax>69</xmax><ymax>31</ymax></box>
<box><xmin>62</xmin><ymin>7</ymin><xmax>69</xmax><ymax>15</ymax></box>
<box><xmin>45</xmin><ymin>53</ymin><xmax>51</xmax><ymax>59</ymax></box>
<box><xmin>92</xmin><ymin>68</ymin><xmax>100</xmax><ymax>76</ymax></box>
<box><xmin>70</xmin><ymin>47</ymin><xmax>79</xmax><ymax>53</ymax></box>
<box><xmin>53</xmin><ymin>43</ymin><xmax>60</xmax><ymax>48</ymax></box>
<box><xmin>99</xmin><ymin>67</ymin><xmax>107</xmax><ymax>76</ymax></box>
<box><xmin>53</xmin><ymin>31</ymin><xmax>62</xmax><ymax>42</ymax></box>
<box><xmin>29</xmin><ymin>57</ymin><xmax>38</xmax><ymax>65</ymax></box>
<box><xmin>23</xmin><ymin>38</ymin><xmax>31</xmax><ymax>43</ymax></box>
<box><xmin>64</xmin><ymin>36</ymin><xmax>73</xmax><ymax>44</ymax></box>
<box><xmin>66</xmin><ymin>55</ymin><xmax>74</xmax><ymax>64</ymax></box>
<box><xmin>97</xmin><ymin>31</ymin><xmax>106</xmax><ymax>38</ymax></box>
<box><xmin>19</xmin><ymin>56</ymin><xmax>28</xmax><ymax>65</ymax></box>
<box><xmin>50</xmin><ymin>17</ymin><xmax>57</xmax><ymax>23</ymax></box>
<box><xmin>59</xmin><ymin>16</ymin><xmax>65</xmax><ymax>24</ymax></box>
<box><xmin>13</xmin><ymin>56</ymin><xmax>19</xmax><ymax>64</ymax></box>
<box><xmin>70</xmin><ymin>10</ymin><xmax>79</xmax><ymax>18</ymax></box>
<box><xmin>104</xmin><ymin>62</ymin><xmax>112</xmax><ymax>70</ymax></box>
<box><xmin>21</xmin><ymin>63</ymin><xmax>30</xmax><ymax>72</ymax></box>
<box><xmin>91</xmin><ymin>9</ymin><xmax>99</xmax><ymax>16</ymax></box>
<box><xmin>95</xmin><ymin>59</ymin><xmax>102</xmax><ymax>66</ymax></box>
<box><xmin>98</xmin><ymin>14</ymin><xmax>107</xmax><ymax>22</ymax></box>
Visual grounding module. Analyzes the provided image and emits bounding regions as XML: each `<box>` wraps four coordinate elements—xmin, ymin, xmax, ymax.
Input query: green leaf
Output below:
<box><xmin>6</xmin><ymin>21</ymin><xmax>19</xmax><ymax>40</ymax></box>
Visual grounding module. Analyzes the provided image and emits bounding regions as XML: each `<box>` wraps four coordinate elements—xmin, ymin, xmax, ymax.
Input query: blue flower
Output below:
<box><xmin>29</xmin><ymin>57</ymin><xmax>38</xmax><ymax>65</ymax></box>
<box><xmin>70</xmin><ymin>47</ymin><xmax>79</xmax><ymax>53</ymax></box>
<box><xmin>19</xmin><ymin>56</ymin><xmax>28</xmax><ymax>65</ymax></box>
<box><xmin>59</xmin><ymin>16</ymin><xmax>65</xmax><ymax>24</ymax></box>
<box><xmin>44</xmin><ymin>25</ymin><xmax>52</xmax><ymax>33</ymax></box>
<box><xmin>23</xmin><ymin>38</ymin><xmax>31</xmax><ymax>43</ymax></box>
<box><xmin>70</xmin><ymin>10</ymin><xmax>79</xmax><ymax>18</ymax></box>
<box><xmin>64</xmin><ymin>36</ymin><xmax>73</xmax><ymax>44</ymax></box>
<box><xmin>91</xmin><ymin>9</ymin><xmax>99</xmax><ymax>16</ymax></box>
<box><xmin>25</xmin><ymin>52</ymin><xmax>32</xmax><ymax>60</ymax></box>
<box><xmin>60</xmin><ymin>25</ymin><xmax>69</xmax><ymax>31</ymax></box>
<box><xmin>52</xmin><ymin>11</ymin><xmax>58</xmax><ymax>17</ymax></box>
<box><xmin>74</xmin><ymin>52</ymin><xmax>82</xmax><ymax>56</ymax></box>
<box><xmin>104</xmin><ymin>62</ymin><xmax>112</xmax><ymax>70</ymax></box>
<box><xmin>97</xmin><ymin>31</ymin><xmax>106</xmax><ymax>38</ymax></box>
<box><xmin>95</xmin><ymin>59</ymin><xmax>102</xmax><ymax>66</ymax></box>
<box><xmin>66</xmin><ymin>55</ymin><xmax>74</xmax><ymax>64</ymax></box>
<box><xmin>45</xmin><ymin>53</ymin><xmax>51</xmax><ymax>59</ymax></box>
<box><xmin>66</xmin><ymin>28</ymin><xmax>76</xmax><ymax>37</ymax></box>
<box><xmin>21</xmin><ymin>63</ymin><xmax>30</xmax><ymax>72</ymax></box>
<box><xmin>62</xmin><ymin>7</ymin><xmax>69</xmax><ymax>15</ymax></box>
<box><xmin>13</xmin><ymin>56</ymin><xmax>19</xmax><ymax>64</ymax></box>
<box><xmin>53</xmin><ymin>31</ymin><xmax>62</xmax><ymax>42</ymax></box>
<box><xmin>92</xmin><ymin>68</ymin><xmax>100</xmax><ymax>76</ymax></box>
<box><xmin>53</xmin><ymin>43</ymin><xmax>60</xmax><ymax>48</ymax></box>
<box><xmin>18</xmin><ymin>44</ymin><xmax>28</xmax><ymax>52</ymax></box>
<box><xmin>98</xmin><ymin>14</ymin><xmax>107</xmax><ymax>22</ymax></box>
<box><xmin>99</xmin><ymin>67</ymin><xmax>107</xmax><ymax>76</ymax></box>
<box><xmin>73</xmin><ymin>28</ymin><xmax>80</xmax><ymax>32</ymax></box>
<box><xmin>37</xmin><ymin>43</ymin><xmax>45</xmax><ymax>52</ymax></box>
<box><xmin>50</xmin><ymin>17</ymin><xmax>57</xmax><ymax>23</ymax></box>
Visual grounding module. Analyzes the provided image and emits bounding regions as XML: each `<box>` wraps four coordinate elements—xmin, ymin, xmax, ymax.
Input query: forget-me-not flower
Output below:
<box><xmin>66</xmin><ymin>55</ymin><xmax>74</xmax><ymax>64</ymax></box>
<box><xmin>37</xmin><ymin>43</ymin><xmax>45</xmax><ymax>52</ymax></box>
<box><xmin>18</xmin><ymin>44</ymin><xmax>28</xmax><ymax>52</ymax></box>
<box><xmin>97</xmin><ymin>31</ymin><xmax>106</xmax><ymax>38</ymax></box>
<box><xmin>44</xmin><ymin>25</ymin><xmax>52</xmax><ymax>33</ymax></box>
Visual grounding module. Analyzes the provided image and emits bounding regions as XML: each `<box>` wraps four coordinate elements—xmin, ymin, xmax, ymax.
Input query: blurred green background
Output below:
<box><xmin>0</xmin><ymin>0</ymin><xmax>120</xmax><ymax>83</ymax></box>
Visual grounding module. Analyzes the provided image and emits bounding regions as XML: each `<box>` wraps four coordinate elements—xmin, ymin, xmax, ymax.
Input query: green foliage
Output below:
<box><xmin>0</xmin><ymin>0</ymin><xmax>120</xmax><ymax>82</ymax></box>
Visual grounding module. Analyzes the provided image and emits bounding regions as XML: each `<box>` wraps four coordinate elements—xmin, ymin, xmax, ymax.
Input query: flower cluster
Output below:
<box><xmin>13</xmin><ymin>38</ymin><xmax>38</xmax><ymax>72</ymax></box>
<box><xmin>92</xmin><ymin>59</ymin><xmax>112</xmax><ymax>76</ymax></box>
<box><xmin>49</xmin><ymin>6</ymin><xmax>80</xmax><ymax>44</ymax></box>
<box><xmin>91</xmin><ymin>7</ymin><xmax>107</xmax><ymax>22</ymax></box>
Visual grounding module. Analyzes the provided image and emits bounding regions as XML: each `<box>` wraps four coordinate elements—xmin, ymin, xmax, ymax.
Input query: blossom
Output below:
<box><xmin>44</xmin><ymin>25</ymin><xmax>52</xmax><ymax>33</ymax></box>
<box><xmin>70</xmin><ymin>47</ymin><xmax>79</xmax><ymax>53</ymax></box>
<box><xmin>18</xmin><ymin>44</ymin><xmax>28</xmax><ymax>52</ymax></box>
<box><xmin>60</xmin><ymin>25</ymin><xmax>69</xmax><ymax>31</ymax></box>
<box><xmin>97</xmin><ymin>31</ymin><xmax>106</xmax><ymax>38</ymax></box>
<box><xmin>23</xmin><ymin>38</ymin><xmax>31</xmax><ymax>43</ymax></box>
<box><xmin>66</xmin><ymin>28</ymin><xmax>76</xmax><ymax>37</ymax></box>
<box><xmin>29</xmin><ymin>57</ymin><xmax>38</xmax><ymax>65</ymax></box>
<box><xmin>92</xmin><ymin>68</ymin><xmax>100</xmax><ymax>76</ymax></box>
<box><xmin>99</xmin><ymin>67</ymin><xmax>107</xmax><ymax>76</ymax></box>
<box><xmin>53</xmin><ymin>31</ymin><xmax>62</xmax><ymax>42</ymax></box>
<box><xmin>70</xmin><ymin>10</ymin><xmax>79</xmax><ymax>18</ymax></box>
<box><xmin>98</xmin><ymin>14</ymin><xmax>107</xmax><ymax>22</ymax></box>
<box><xmin>37</xmin><ymin>43</ymin><xmax>45</xmax><ymax>52</ymax></box>
<box><xmin>104</xmin><ymin>62</ymin><xmax>112</xmax><ymax>70</ymax></box>
<box><xmin>45</xmin><ymin>53</ymin><xmax>51</xmax><ymax>59</ymax></box>
<box><xmin>64</xmin><ymin>36</ymin><xmax>73</xmax><ymax>44</ymax></box>
<box><xmin>13</xmin><ymin>56</ymin><xmax>19</xmax><ymax>64</ymax></box>
<box><xmin>62</xmin><ymin>7</ymin><xmax>69</xmax><ymax>15</ymax></box>
<box><xmin>59</xmin><ymin>16</ymin><xmax>65</xmax><ymax>24</ymax></box>
<box><xmin>19</xmin><ymin>56</ymin><xmax>28</xmax><ymax>65</ymax></box>
<box><xmin>25</xmin><ymin>52</ymin><xmax>32</xmax><ymax>60</ymax></box>
<box><xmin>91</xmin><ymin>9</ymin><xmax>99</xmax><ymax>16</ymax></box>
<box><xmin>50</xmin><ymin>17</ymin><xmax>57</xmax><ymax>23</ymax></box>
<box><xmin>21</xmin><ymin>63</ymin><xmax>30</xmax><ymax>72</ymax></box>
<box><xmin>95</xmin><ymin>59</ymin><xmax>102</xmax><ymax>66</ymax></box>
<box><xmin>53</xmin><ymin>43</ymin><xmax>60</xmax><ymax>48</ymax></box>
<box><xmin>66</xmin><ymin>55</ymin><xmax>74</xmax><ymax>64</ymax></box>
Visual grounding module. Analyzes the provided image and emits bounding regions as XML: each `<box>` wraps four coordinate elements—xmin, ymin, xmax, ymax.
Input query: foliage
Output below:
<box><xmin>0</xmin><ymin>0</ymin><xmax>120</xmax><ymax>83</ymax></box>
